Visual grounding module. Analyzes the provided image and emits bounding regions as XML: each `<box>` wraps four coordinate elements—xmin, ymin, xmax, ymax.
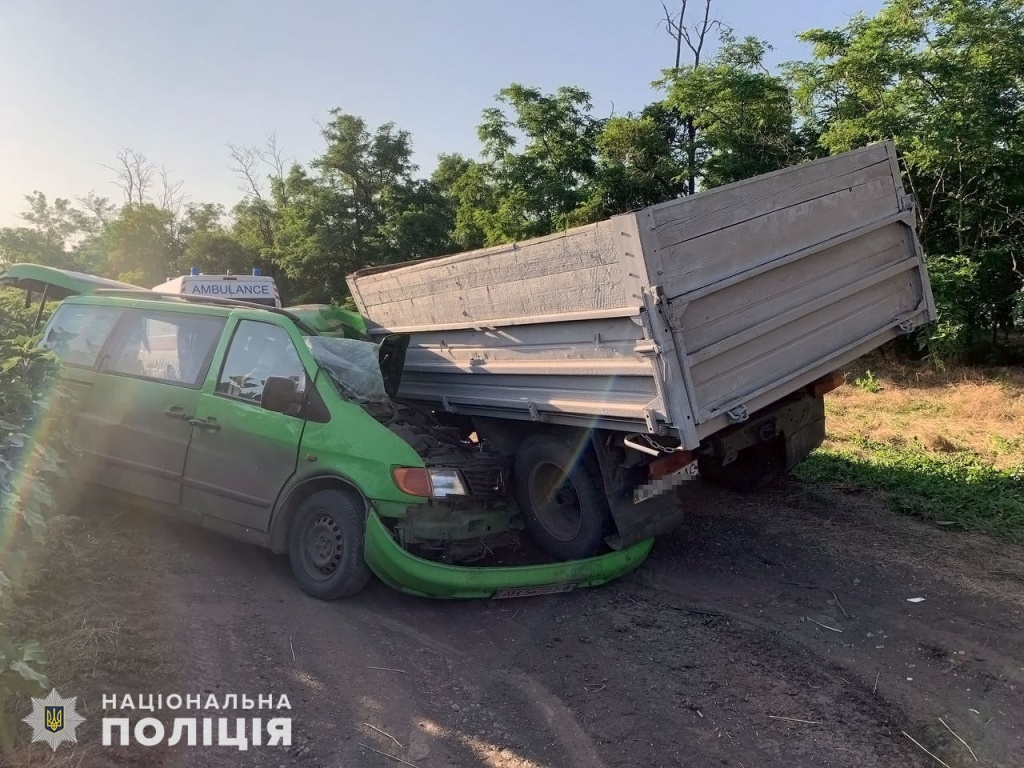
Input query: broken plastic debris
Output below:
<box><xmin>906</xmin><ymin>597</ymin><xmax>926</xmax><ymax>603</ymax></box>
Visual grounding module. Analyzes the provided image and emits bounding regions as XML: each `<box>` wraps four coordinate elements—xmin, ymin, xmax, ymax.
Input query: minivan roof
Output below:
<box><xmin>62</xmin><ymin>290</ymin><xmax>323</xmax><ymax>335</ymax></box>
<box><xmin>0</xmin><ymin>263</ymin><xmax>146</xmax><ymax>299</ymax></box>
<box><xmin>2</xmin><ymin>263</ymin><xmax>363</xmax><ymax>339</ymax></box>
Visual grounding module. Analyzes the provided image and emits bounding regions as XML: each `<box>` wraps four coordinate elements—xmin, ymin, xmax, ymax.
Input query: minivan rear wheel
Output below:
<box><xmin>288</xmin><ymin>489</ymin><xmax>371</xmax><ymax>600</ymax></box>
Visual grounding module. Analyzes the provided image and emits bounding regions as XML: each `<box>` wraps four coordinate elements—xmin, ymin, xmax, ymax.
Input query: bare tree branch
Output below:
<box><xmin>228</xmin><ymin>134</ymin><xmax>288</xmax><ymax>201</ymax></box>
<box><xmin>264</xmin><ymin>132</ymin><xmax>286</xmax><ymax>179</ymax></box>
<box><xmin>660</xmin><ymin>0</ymin><xmax>687</xmax><ymax>69</ymax></box>
<box><xmin>228</xmin><ymin>144</ymin><xmax>265</xmax><ymax>201</ymax></box>
<box><xmin>158</xmin><ymin>166</ymin><xmax>187</xmax><ymax>216</ymax></box>
<box><xmin>683</xmin><ymin>0</ymin><xmax>720</xmax><ymax>68</ymax></box>
<box><xmin>660</xmin><ymin>0</ymin><xmax>720</xmax><ymax>70</ymax></box>
<box><xmin>103</xmin><ymin>148</ymin><xmax>155</xmax><ymax>207</ymax></box>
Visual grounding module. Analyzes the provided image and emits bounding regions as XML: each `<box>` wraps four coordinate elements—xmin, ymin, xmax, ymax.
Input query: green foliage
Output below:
<box><xmin>101</xmin><ymin>203</ymin><xmax>180</xmax><ymax>286</ymax></box>
<box><xmin>796</xmin><ymin>438</ymin><xmax>1024</xmax><ymax>541</ymax></box>
<box><xmin>0</xmin><ymin>289</ymin><xmax>69</xmax><ymax>748</ymax></box>
<box><xmin>471</xmin><ymin>84</ymin><xmax>604</xmax><ymax>243</ymax></box>
<box><xmin>790</xmin><ymin>0</ymin><xmax>1024</xmax><ymax>359</ymax></box>
<box><xmin>660</xmin><ymin>31</ymin><xmax>816</xmax><ymax>190</ymax></box>
<box><xmin>0</xmin><ymin>192</ymin><xmax>109</xmax><ymax>272</ymax></box>
<box><xmin>594</xmin><ymin>103</ymin><xmax>690</xmax><ymax>213</ymax></box>
<box><xmin>853</xmin><ymin>370</ymin><xmax>882</xmax><ymax>393</ymax></box>
<box><xmin>256</xmin><ymin>112</ymin><xmax>455</xmax><ymax>303</ymax></box>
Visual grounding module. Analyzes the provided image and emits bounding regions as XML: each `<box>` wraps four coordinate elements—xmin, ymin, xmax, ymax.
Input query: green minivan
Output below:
<box><xmin>3</xmin><ymin>265</ymin><xmax>653</xmax><ymax>599</ymax></box>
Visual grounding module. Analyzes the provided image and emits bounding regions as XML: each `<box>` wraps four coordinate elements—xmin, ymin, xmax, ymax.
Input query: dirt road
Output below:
<box><xmin>11</xmin><ymin>479</ymin><xmax>1024</xmax><ymax>768</ymax></box>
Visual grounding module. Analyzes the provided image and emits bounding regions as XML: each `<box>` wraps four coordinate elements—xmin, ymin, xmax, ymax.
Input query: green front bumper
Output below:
<box><xmin>363</xmin><ymin>509</ymin><xmax>654</xmax><ymax>599</ymax></box>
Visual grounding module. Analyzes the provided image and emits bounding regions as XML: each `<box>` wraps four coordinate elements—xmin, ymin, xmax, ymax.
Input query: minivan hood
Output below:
<box><xmin>286</xmin><ymin>304</ymin><xmax>367</xmax><ymax>340</ymax></box>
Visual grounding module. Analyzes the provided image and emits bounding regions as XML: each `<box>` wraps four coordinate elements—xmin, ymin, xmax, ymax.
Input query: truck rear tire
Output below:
<box><xmin>698</xmin><ymin>439</ymin><xmax>785</xmax><ymax>493</ymax></box>
<box><xmin>514</xmin><ymin>435</ymin><xmax>612</xmax><ymax>561</ymax></box>
<box><xmin>288</xmin><ymin>490</ymin><xmax>372</xmax><ymax>600</ymax></box>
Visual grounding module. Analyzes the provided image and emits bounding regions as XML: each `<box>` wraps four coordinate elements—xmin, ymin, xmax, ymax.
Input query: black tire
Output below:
<box><xmin>288</xmin><ymin>489</ymin><xmax>371</xmax><ymax>600</ymax></box>
<box><xmin>513</xmin><ymin>435</ymin><xmax>612</xmax><ymax>561</ymax></box>
<box><xmin>698</xmin><ymin>439</ymin><xmax>786</xmax><ymax>493</ymax></box>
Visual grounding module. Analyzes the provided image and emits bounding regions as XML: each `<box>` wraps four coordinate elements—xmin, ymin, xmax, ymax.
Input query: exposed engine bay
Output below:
<box><xmin>304</xmin><ymin>335</ymin><xmax>519</xmax><ymax>562</ymax></box>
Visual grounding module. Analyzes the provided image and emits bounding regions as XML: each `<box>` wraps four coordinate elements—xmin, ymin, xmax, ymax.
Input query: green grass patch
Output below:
<box><xmin>893</xmin><ymin>399</ymin><xmax>949</xmax><ymax>416</ymax></box>
<box><xmin>795</xmin><ymin>439</ymin><xmax>1024</xmax><ymax>542</ymax></box>
<box><xmin>853</xmin><ymin>370</ymin><xmax>883</xmax><ymax>393</ymax></box>
<box><xmin>991</xmin><ymin>434</ymin><xmax>1024</xmax><ymax>457</ymax></box>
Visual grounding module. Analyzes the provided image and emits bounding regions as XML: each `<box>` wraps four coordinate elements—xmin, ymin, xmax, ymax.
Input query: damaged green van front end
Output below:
<box><xmin>364</xmin><ymin>508</ymin><xmax>654</xmax><ymax>599</ymax></box>
<box><xmin>303</xmin><ymin>334</ymin><xmax>657</xmax><ymax>599</ymax></box>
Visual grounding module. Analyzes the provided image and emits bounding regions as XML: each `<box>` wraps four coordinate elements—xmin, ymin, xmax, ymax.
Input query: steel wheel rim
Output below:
<box><xmin>528</xmin><ymin>461</ymin><xmax>584</xmax><ymax>542</ymax></box>
<box><xmin>301</xmin><ymin>512</ymin><xmax>344</xmax><ymax>580</ymax></box>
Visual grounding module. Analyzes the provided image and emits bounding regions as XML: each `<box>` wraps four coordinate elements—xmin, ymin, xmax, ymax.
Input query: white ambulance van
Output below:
<box><xmin>152</xmin><ymin>268</ymin><xmax>282</xmax><ymax>307</ymax></box>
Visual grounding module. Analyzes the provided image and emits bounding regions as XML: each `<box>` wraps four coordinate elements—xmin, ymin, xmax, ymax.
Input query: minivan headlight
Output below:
<box><xmin>428</xmin><ymin>469</ymin><xmax>468</xmax><ymax>498</ymax></box>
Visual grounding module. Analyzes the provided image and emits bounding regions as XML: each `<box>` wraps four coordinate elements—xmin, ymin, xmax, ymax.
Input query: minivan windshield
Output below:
<box><xmin>304</xmin><ymin>336</ymin><xmax>388</xmax><ymax>404</ymax></box>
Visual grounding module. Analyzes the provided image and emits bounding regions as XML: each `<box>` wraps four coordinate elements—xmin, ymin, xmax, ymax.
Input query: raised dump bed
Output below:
<box><xmin>348</xmin><ymin>141</ymin><xmax>935</xmax><ymax>451</ymax></box>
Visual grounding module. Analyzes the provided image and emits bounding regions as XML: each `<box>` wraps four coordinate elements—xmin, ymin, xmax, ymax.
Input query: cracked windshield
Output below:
<box><xmin>1</xmin><ymin>1</ymin><xmax>1023</xmax><ymax>767</ymax></box>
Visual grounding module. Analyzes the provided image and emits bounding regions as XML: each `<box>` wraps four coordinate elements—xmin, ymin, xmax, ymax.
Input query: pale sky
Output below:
<box><xmin>0</xmin><ymin>0</ymin><xmax>884</xmax><ymax>227</ymax></box>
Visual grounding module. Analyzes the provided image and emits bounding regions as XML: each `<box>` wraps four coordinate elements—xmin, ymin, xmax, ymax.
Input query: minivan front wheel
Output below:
<box><xmin>288</xmin><ymin>490</ymin><xmax>371</xmax><ymax>600</ymax></box>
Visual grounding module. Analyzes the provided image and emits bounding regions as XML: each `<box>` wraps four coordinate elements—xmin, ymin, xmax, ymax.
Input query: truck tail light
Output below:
<box><xmin>649</xmin><ymin>451</ymin><xmax>694</xmax><ymax>481</ymax></box>
<box><xmin>810</xmin><ymin>372</ymin><xmax>845</xmax><ymax>398</ymax></box>
<box><xmin>392</xmin><ymin>467</ymin><xmax>432</xmax><ymax>497</ymax></box>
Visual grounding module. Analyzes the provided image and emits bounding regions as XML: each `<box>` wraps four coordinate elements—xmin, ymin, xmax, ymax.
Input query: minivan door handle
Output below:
<box><xmin>164</xmin><ymin>406</ymin><xmax>191</xmax><ymax>420</ymax></box>
<box><xmin>189</xmin><ymin>417</ymin><xmax>221</xmax><ymax>431</ymax></box>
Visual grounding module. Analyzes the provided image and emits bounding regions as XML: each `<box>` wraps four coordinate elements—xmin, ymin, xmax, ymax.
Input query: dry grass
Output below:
<box><xmin>1</xmin><ymin>506</ymin><xmax>181</xmax><ymax>768</ymax></box>
<box><xmin>825</xmin><ymin>359</ymin><xmax>1024</xmax><ymax>469</ymax></box>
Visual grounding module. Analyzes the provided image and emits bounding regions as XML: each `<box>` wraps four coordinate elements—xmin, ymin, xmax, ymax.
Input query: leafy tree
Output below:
<box><xmin>0</xmin><ymin>193</ymin><xmax>104</xmax><ymax>270</ymax></box>
<box><xmin>262</xmin><ymin>112</ymin><xmax>453</xmax><ymax>303</ymax></box>
<box><xmin>659</xmin><ymin>0</ymin><xmax>722</xmax><ymax>194</ymax></box>
<box><xmin>472</xmin><ymin>85</ymin><xmax>603</xmax><ymax>243</ymax></box>
<box><xmin>181</xmin><ymin>231</ymin><xmax>259</xmax><ymax>277</ymax></box>
<box><xmin>660</xmin><ymin>31</ymin><xmax>810</xmax><ymax>190</ymax></box>
<box><xmin>19</xmin><ymin>192</ymin><xmax>96</xmax><ymax>246</ymax></box>
<box><xmin>0</xmin><ymin>228</ymin><xmax>70</xmax><ymax>270</ymax></box>
<box><xmin>175</xmin><ymin>202</ymin><xmax>262</xmax><ymax>277</ymax></box>
<box><xmin>790</xmin><ymin>0</ymin><xmax>1024</xmax><ymax>357</ymax></box>
<box><xmin>101</xmin><ymin>204</ymin><xmax>181</xmax><ymax>287</ymax></box>
<box><xmin>431</xmin><ymin>154</ymin><xmax>491</xmax><ymax>251</ymax></box>
<box><xmin>593</xmin><ymin>103</ymin><xmax>689</xmax><ymax>214</ymax></box>
<box><xmin>177</xmin><ymin>202</ymin><xmax>226</xmax><ymax>240</ymax></box>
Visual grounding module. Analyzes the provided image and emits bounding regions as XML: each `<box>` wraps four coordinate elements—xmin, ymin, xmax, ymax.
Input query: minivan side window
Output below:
<box><xmin>102</xmin><ymin>311</ymin><xmax>226</xmax><ymax>387</ymax></box>
<box><xmin>217</xmin><ymin>320</ymin><xmax>307</xmax><ymax>404</ymax></box>
<box><xmin>41</xmin><ymin>305</ymin><xmax>123</xmax><ymax>368</ymax></box>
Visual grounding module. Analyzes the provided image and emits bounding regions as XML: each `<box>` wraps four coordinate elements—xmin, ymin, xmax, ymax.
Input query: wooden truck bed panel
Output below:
<box><xmin>349</xmin><ymin>219</ymin><xmax>635</xmax><ymax>329</ymax></box>
<box><xmin>348</xmin><ymin>142</ymin><xmax>935</xmax><ymax>449</ymax></box>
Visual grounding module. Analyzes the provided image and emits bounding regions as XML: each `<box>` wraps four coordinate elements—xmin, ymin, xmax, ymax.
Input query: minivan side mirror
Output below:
<box><xmin>262</xmin><ymin>376</ymin><xmax>303</xmax><ymax>416</ymax></box>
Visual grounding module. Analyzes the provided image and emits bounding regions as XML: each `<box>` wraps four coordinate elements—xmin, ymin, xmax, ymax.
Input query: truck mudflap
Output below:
<box><xmin>363</xmin><ymin>509</ymin><xmax>654</xmax><ymax>599</ymax></box>
<box><xmin>605</xmin><ymin>472</ymin><xmax>693</xmax><ymax>551</ymax></box>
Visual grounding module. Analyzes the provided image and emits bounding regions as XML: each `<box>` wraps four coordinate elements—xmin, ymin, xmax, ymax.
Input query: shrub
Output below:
<box><xmin>0</xmin><ymin>287</ymin><xmax>67</xmax><ymax>750</ymax></box>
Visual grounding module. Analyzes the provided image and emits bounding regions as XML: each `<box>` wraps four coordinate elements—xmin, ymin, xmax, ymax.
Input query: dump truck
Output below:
<box><xmin>347</xmin><ymin>141</ymin><xmax>937</xmax><ymax>560</ymax></box>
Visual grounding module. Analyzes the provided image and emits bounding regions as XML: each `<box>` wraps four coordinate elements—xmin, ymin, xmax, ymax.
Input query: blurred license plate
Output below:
<box><xmin>492</xmin><ymin>583</ymin><xmax>576</xmax><ymax>599</ymax></box>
